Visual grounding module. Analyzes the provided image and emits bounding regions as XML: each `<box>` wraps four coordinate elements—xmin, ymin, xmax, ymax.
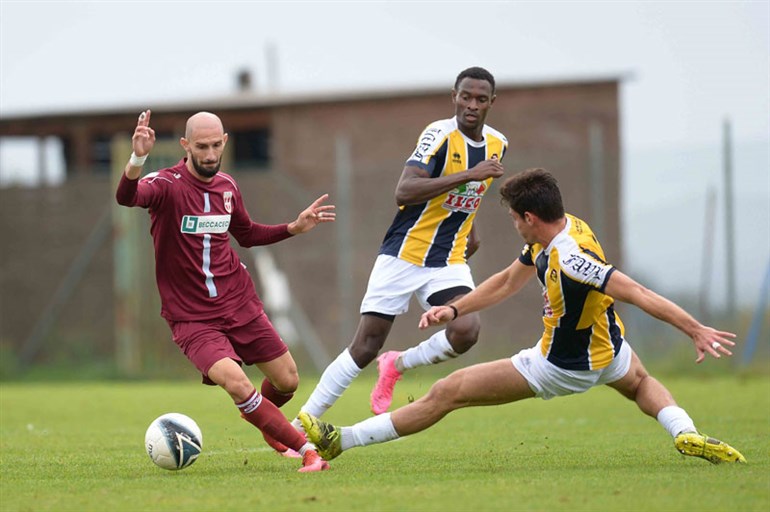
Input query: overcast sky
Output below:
<box><xmin>1</xmin><ymin>0</ymin><xmax>768</xmax><ymax>309</ymax></box>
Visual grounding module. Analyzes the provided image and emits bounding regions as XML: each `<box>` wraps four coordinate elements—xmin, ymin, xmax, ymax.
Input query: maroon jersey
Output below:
<box><xmin>116</xmin><ymin>159</ymin><xmax>292</xmax><ymax>321</ymax></box>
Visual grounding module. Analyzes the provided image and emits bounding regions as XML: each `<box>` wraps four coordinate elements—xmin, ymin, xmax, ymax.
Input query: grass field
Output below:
<box><xmin>1</xmin><ymin>372</ymin><xmax>768</xmax><ymax>512</ymax></box>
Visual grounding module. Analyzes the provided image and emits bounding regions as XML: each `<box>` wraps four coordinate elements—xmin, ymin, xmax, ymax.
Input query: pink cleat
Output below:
<box><xmin>298</xmin><ymin>449</ymin><xmax>330</xmax><ymax>473</ymax></box>
<box><xmin>370</xmin><ymin>351</ymin><xmax>403</xmax><ymax>414</ymax></box>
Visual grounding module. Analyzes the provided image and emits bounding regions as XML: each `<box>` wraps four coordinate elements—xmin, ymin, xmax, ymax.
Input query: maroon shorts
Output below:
<box><xmin>167</xmin><ymin>301</ymin><xmax>289</xmax><ymax>385</ymax></box>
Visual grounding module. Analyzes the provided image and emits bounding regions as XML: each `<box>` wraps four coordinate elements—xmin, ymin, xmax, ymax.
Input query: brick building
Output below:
<box><xmin>0</xmin><ymin>76</ymin><xmax>623</xmax><ymax>375</ymax></box>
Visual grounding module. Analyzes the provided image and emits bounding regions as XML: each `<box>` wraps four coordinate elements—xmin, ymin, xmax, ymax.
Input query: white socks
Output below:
<box><xmin>656</xmin><ymin>405</ymin><xmax>697</xmax><ymax>438</ymax></box>
<box><xmin>340</xmin><ymin>412</ymin><xmax>399</xmax><ymax>451</ymax></box>
<box><xmin>399</xmin><ymin>329</ymin><xmax>458</xmax><ymax>371</ymax></box>
<box><xmin>298</xmin><ymin>349</ymin><xmax>362</xmax><ymax>419</ymax></box>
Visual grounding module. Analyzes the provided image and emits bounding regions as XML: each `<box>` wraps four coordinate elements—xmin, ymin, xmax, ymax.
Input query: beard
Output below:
<box><xmin>191</xmin><ymin>155</ymin><xmax>221</xmax><ymax>178</ymax></box>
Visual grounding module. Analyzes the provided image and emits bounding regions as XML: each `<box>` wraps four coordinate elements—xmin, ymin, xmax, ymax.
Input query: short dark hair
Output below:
<box><xmin>454</xmin><ymin>67</ymin><xmax>495</xmax><ymax>94</ymax></box>
<box><xmin>499</xmin><ymin>168</ymin><xmax>565</xmax><ymax>222</ymax></box>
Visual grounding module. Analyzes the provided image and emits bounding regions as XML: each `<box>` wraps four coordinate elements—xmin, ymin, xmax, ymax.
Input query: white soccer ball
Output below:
<box><xmin>144</xmin><ymin>413</ymin><xmax>203</xmax><ymax>470</ymax></box>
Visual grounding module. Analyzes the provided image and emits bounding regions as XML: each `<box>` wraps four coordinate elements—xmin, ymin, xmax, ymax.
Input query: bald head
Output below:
<box><xmin>181</xmin><ymin>111</ymin><xmax>228</xmax><ymax>180</ymax></box>
<box><xmin>185</xmin><ymin>111</ymin><xmax>224</xmax><ymax>140</ymax></box>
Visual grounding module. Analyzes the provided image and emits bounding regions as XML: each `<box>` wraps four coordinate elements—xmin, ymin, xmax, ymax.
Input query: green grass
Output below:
<box><xmin>1</xmin><ymin>373</ymin><xmax>768</xmax><ymax>512</ymax></box>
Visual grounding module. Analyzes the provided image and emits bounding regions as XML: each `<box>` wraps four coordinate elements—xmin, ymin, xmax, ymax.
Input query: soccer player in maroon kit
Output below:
<box><xmin>116</xmin><ymin>110</ymin><xmax>334</xmax><ymax>472</ymax></box>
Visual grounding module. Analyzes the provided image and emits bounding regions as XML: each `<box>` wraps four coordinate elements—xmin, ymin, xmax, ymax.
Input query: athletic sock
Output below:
<box><xmin>399</xmin><ymin>329</ymin><xmax>458</xmax><ymax>371</ymax></box>
<box><xmin>299</xmin><ymin>349</ymin><xmax>362</xmax><ymax>418</ymax></box>
<box><xmin>341</xmin><ymin>412</ymin><xmax>399</xmax><ymax>451</ymax></box>
<box><xmin>261</xmin><ymin>378</ymin><xmax>294</xmax><ymax>408</ymax></box>
<box><xmin>237</xmin><ymin>389</ymin><xmax>307</xmax><ymax>452</ymax></box>
<box><xmin>656</xmin><ymin>405</ymin><xmax>697</xmax><ymax>438</ymax></box>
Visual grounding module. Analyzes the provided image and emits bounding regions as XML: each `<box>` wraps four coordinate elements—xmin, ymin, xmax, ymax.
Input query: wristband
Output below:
<box><xmin>449</xmin><ymin>305</ymin><xmax>459</xmax><ymax>320</ymax></box>
<box><xmin>129</xmin><ymin>152</ymin><xmax>148</xmax><ymax>167</ymax></box>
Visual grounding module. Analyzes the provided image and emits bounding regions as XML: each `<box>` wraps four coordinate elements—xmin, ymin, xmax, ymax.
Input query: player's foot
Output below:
<box><xmin>674</xmin><ymin>432</ymin><xmax>747</xmax><ymax>464</ymax></box>
<box><xmin>261</xmin><ymin>430</ymin><xmax>303</xmax><ymax>458</ymax></box>
<box><xmin>370</xmin><ymin>351</ymin><xmax>403</xmax><ymax>414</ymax></box>
<box><xmin>298</xmin><ymin>412</ymin><xmax>343</xmax><ymax>461</ymax></box>
<box><xmin>297</xmin><ymin>449</ymin><xmax>330</xmax><ymax>473</ymax></box>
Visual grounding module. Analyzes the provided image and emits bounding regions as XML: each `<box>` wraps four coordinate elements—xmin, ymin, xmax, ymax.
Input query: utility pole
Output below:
<box><xmin>335</xmin><ymin>135</ymin><xmax>354</xmax><ymax>347</ymax></box>
<box><xmin>723</xmin><ymin>118</ymin><xmax>736</xmax><ymax>318</ymax></box>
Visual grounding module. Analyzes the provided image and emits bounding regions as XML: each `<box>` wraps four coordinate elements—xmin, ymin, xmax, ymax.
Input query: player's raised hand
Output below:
<box><xmin>691</xmin><ymin>325</ymin><xmax>736</xmax><ymax>364</ymax></box>
<box><xmin>287</xmin><ymin>194</ymin><xmax>336</xmax><ymax>234</ymax></box>
<box><xmin>468</xmin><ymin>155</ymin><xmax>504</xmax><ymax>181</ymax></box>
<box><xmin>419</xmin><ymin>305</ymin><xmax>455</xmax><ymax>329</ymax></box>
<box><xmin>132</xmin><ymin>110</ymin><xmax>156</xmax><ymax>157</ymax></box>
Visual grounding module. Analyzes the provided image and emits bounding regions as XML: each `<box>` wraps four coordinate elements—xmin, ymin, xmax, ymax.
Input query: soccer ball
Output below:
<box><xmin>144</xmin><ymin>413</ymin><xmax>203</xmax><ymax>470</ymax></box>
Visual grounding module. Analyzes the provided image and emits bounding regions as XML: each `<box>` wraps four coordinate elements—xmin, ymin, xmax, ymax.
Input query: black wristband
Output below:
<box><xmin>449</xmin><ymin>305</ymin><xmax>459</xmax><ymax>320</ymax></box>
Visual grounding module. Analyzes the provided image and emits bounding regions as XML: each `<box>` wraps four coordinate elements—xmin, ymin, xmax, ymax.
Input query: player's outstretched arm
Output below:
<box><xmin>604</xmin><ymin>270</ymin><xmax>736</xmax><ymax>363</ymax></box>
<box><xmin>124</xmin><ymin>110</ymin><xmax>156</xmax><ymax>180</ymax></box>
<box><xmin>287</xmin><ymin>194</ymin><xmax>336</xmax><ymax>235</ymax></box>
<box><xmin>419</xmin><ymin>259</ymin><xmax>534</xmax><ymax>329</ymax></box>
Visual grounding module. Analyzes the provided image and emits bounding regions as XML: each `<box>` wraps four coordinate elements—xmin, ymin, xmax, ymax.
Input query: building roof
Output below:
<box><xmin>0</xmin><ymin>73</ymin><xmax>632</xmax><ymax>124</ymax></box>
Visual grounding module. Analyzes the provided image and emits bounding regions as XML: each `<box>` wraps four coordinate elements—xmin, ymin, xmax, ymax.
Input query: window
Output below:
<box><xmin>232</xmin><ymin>129</ymin><xmax>271</xmax><ymax>171</ymax></box>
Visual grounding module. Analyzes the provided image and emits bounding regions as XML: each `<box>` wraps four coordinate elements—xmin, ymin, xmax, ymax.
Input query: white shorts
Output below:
<box><xmin>511</xmin><ymin>339</ymin><xmax>632</xmax><ymax>400</ymax></box>
<box><xmin>360</xmin><ymin>254</ymin><xmax>475</xmax><ymax>315</ymax></box>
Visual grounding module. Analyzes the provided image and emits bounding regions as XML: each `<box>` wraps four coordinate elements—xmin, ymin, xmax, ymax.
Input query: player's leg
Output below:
<box><xmin>293</xmin><ymin>255</ymin><xmax>414</xmax><ymax>426</ymax></box>
<box><xmin>292</xmin><ymin>313</ymin><xmax>393</xmax><ymax>428</ymax></box>
<box><xmin>303</xmin><ymin>358</ymin><xmax>535</xmax><ymax>460</ymax></box>
<box><xmin>207</xmin><ymin>357</ymin><xmax>329</xmax><ymax>471</ymax></box>
<box><xmin>392</xmin><ymin>357</ymin><xmax>534</xmax><ymax>434</ymax></box>
<box><xmin>218</xmin><ymin>311</ymin><xmax>327</xmax><ymax>469</ymax></box>
<box><xmin>605</xmin><ymin>347</ymin><xmax>678</xmax><ymax>418</ymax></box>
<box><xmin>252</xmin><ymin>352</ymin><xmax>304</xmax><ymax>458</ymax></box>
<box><xmin>371</xmin><ymin>306</ymin><xmax>479</xmax><ymax>414</ymax></box>
<box><xmin>256</xmin><ymin>351</ymin><xmax>299</xmax><ymax>408</ymax></box>
<box><xmin>405</xmin><ymin>264</ymin><xmax>481</xmax><ymax>367</ymax></box>
<box><xmin>228</xmin><ymin>311</ymin><xmax>303</xmax><ymax>455</ymax></box>
<box><xmin>372</xmin><ymin>266</ymin><xmax>478</xmax><ymax>414</ymax></box>
<box><xmin>230</xmin><ymin>310</ymin><xmax>299</xmax><ymax>409</ymax></box>
<box><xmin>605</xmin><ymin>344</ymin><xmax>745</xmax><ymax>463</ymax></box>
<box><xmin>398</xmin><ymin>289</ymin><xmax>479</xmax><ymax>371</ymax></box>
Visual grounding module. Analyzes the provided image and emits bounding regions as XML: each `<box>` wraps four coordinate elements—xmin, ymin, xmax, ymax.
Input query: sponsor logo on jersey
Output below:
<box><xmin>180</xmin><ymin>215</ymin><xmax>231</xmax><ymax>234</ymax></box>
<box><xmin>417</xmin><ymin>132</ymin><xmax>436</xmax><ymax>155</ymax></box>
<box><xmin>223</xmin><ymin>191</ymin><xmax>233</xmax><ymax>213</ymax></box>
<box><xmin>443</xmin><ymin>181</ymin><xmax>488</xmax><ymax>213</ymax></box>
<box><xmin>562</xmin><ymin>253</ymin><xmax>604</xmax><ymax>282</ymax></box>
<box><xmin>413</xmin><ymin>128</ymin><xmax>442</xmax><ymax>161</ymax></box>
<box><xmin>452</xmin><ymin>152</ymin><xmax>462</xmax><ymax>164</ymax></box>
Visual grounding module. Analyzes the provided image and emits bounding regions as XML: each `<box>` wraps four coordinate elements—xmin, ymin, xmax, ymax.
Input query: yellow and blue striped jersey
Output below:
<box><xmin>518</xmin><ymin>214</ymin><xmax>625</xmax><ymax>370</ymax></box>
<box><xmin>380</xmin><ymin>117</ymin><xmax>508</xmax><ymax>267</ymax></box>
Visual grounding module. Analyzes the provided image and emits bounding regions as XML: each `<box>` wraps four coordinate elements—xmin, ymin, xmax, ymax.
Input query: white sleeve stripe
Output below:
<box><xmin>216</xmin><ymin>173</ymin><xmax>239</xmax><ymax>190</ymax></box>
<box><xmin>140</xmin><ymin>172</ymin><xmax>173</xmax><ymax>185</ymax></box>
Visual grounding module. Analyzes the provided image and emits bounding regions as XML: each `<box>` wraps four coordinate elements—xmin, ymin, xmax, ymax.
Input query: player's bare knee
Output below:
<box><xmin>223</xmin><ymin>378</ymin><xmax>254</xmax><ymax>402</ymax></box>
<box><xmin>631</xmin><ymin>365</ymin><xmax>650</xmax><ymax>389</ymax></box>
<box><xmin>446</xmin><ymin>315</ymin><xmax>481</xmax><ymax>354</ymax></box>
<box><xmin>425</xmin><ymin>375</ymin><xmax>464</xmax><ymax>410</ymax></box>
<box><xmin>271</xmin><ymin>372</ymin><xmax>299</xmax><ymax>394</ymax></box>
<box><xmin>349</xmin><ymin>335</ymin><xmax>387</xmax><ymax>367</ymax></box>
<box><xmin>612</xmin><ymin>364</ymin><xmax>650</xmax><ymax>401</ymax></box>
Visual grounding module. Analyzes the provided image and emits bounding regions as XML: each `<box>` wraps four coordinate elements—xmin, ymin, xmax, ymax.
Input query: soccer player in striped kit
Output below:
<box><xmin>300</xmin><ymin>168</ymin><xmax>745</xmax><ymax>466</ymax></box>
<box><xmin>116</xmin><ymin>110</ymin><xmax>334</xmax><ymax>472</ymax></box>
<box><xmin>292</xmin><ymin>67</ymin><xmax>508</xmax><ymax>433</ymax></box>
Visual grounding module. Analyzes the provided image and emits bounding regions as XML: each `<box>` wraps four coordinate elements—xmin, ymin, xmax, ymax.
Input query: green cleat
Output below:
<box><xmin>298</xmin><ymin>412</ymin><xmax>343</xmax><ymax>461</ymax></box>
<box><xmin>674</xmin><ymin>432</ymin><xmax>747</xmax><ymax>464</ymax></box>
